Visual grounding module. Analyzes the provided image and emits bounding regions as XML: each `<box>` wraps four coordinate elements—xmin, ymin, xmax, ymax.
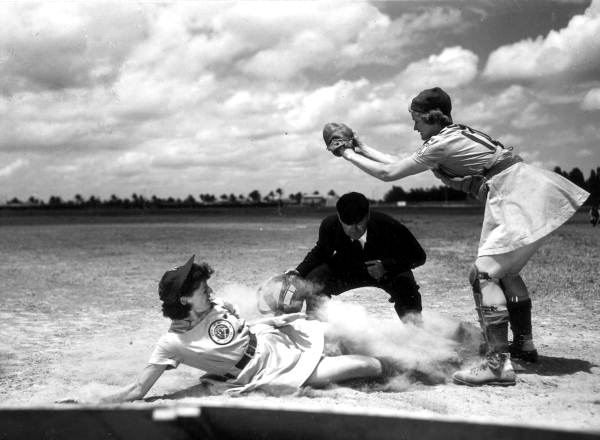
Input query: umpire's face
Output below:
<box><xmin>339</xmin><ymin>213</ymin><xmax>369</xmax><ymax>240</ymax></box>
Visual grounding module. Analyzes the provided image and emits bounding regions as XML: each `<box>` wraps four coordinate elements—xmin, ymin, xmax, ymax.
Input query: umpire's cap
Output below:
<box><xmin>410</xmin><ymin>87</ymin><xmax>452</xmax><ymax>117</ymax></box>
<box><xmin>336</xmin><ymin>192</ymin><xmax>370</xmax><ymax>224</ymax></box>
<box><xmin>159</xmin><ymin>255</ymin><xmax>195</xmax><ymax>304</ymax></box>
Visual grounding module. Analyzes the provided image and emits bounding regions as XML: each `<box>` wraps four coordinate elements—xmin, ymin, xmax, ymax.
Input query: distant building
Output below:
<box><xmin>325</xmin><ymin>195</ymin><xmax>339</xmax><ymax>207</ymax></box>
<box><xmin>299</xmin><ymin>194</ymin><xmax>339</xmax><ymax>207</ymax></box>
<box><xmin>300</xmin><ymin>194</ymin><xmax>326</xmax><ymax>207</ymax></box>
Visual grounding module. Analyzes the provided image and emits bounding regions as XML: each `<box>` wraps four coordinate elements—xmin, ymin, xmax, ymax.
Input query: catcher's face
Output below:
<box><xmin>339</xmin><ymin>214</ymin><xmax>369</xmax><ymax>240</ymax></box>
<box><xmin>411</xmin><ymin>112</ymin><xmax>442</xmax><ymax>141</ymax></box>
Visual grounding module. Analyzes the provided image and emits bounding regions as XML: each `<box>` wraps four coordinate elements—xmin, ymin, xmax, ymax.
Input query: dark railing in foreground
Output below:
<box><xmin>1</xmin><ymin>403</ymin><xmax>598</xmax><ymax>440</ymax></box>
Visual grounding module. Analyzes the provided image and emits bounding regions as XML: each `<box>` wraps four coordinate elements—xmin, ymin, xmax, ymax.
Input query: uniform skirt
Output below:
<box><xmin>227</xmin><ymin>318</ymin><xmax>325</xmax><ymax>395</ymax></box>
<box><xmin>479</xmin><ymin>162</ymin><xmax>589</xmax><ymax>256</ymax></box>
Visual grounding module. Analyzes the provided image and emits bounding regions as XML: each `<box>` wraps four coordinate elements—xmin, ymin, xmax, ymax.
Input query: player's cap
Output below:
<box><xmin>410</xmin><ymin>87</ymin><xmax>452</xmax><ymax>116</ymax></box>
<box><xmin>336</xmin><ymin>192</ymin><xmax>370</xmax><ymax>224</ymax></box>
<box><xmin>159</xmin><ymin>255</ymin><xmax>195</xmax><ymax>304</ymax></box>
<box><xmin>323</xmin><ymin>122</ymin><xmax>354</xmax><ymax>146</ymax></box>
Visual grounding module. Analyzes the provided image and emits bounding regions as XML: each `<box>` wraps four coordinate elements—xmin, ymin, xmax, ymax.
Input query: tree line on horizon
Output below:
<box><xmin>2</xmin><ymin>188</ymin><xmax>338</xmax><ymax>209</ymax></box>
<box><xmin>3</xmin><ymin>166</ymin><xmax>598</xmax><ymax>209</ymax></box>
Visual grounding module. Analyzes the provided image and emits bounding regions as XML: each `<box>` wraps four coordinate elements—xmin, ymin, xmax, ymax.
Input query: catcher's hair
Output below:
<box><xmin>412</xmin><ymin>109</ymin><xmax>453</xmax><ymax>127</ymax></box>
<box><xmin>161</xmin><ymin>262</ymin><xmax>214</xmax><ymax>320</ymax></box>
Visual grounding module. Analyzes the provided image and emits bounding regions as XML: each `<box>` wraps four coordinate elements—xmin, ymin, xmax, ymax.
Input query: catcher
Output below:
<box><xmin>324</xmin><ymin>87</ymin><xmax>589</xmax><ymax>386</ymax></box>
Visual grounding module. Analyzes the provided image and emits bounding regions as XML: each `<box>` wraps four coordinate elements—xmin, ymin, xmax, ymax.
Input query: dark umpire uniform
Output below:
<box><xmin>295</xmin><ymin>194</ymin><xmax>426</xmax><ymax>319</ymax></box>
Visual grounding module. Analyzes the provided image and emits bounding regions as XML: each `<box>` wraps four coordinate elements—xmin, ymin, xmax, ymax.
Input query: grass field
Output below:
<box><xmin>0</xmin><ymin>207</ymin><xmax>598</xmax><ymax>431</ymax></box>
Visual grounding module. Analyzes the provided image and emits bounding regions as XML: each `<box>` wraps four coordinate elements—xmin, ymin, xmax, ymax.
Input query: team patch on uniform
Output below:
<box><xmin>208</xmin><ymin>319</ymin><xmax>235</xmax><ymax>345</ymax></box>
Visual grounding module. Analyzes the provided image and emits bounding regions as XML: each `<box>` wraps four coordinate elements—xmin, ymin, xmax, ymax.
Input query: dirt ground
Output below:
<box><xmin>0</xmin><ymin>209</ymin><xmax>598</xmax><ymax>435</ymax></box>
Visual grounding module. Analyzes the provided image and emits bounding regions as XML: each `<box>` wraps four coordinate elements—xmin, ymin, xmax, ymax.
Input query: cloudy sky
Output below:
<box><xmin>1</xmin><ymin>0</ymin><xmax>599</xmax><ymax>202</ymax></box>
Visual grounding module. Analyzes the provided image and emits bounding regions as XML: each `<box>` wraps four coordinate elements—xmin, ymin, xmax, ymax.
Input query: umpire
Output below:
<box><xmin>293</xmin><ymin>191</ymin><xmax>426</xmax><ymax>320</ymax></box>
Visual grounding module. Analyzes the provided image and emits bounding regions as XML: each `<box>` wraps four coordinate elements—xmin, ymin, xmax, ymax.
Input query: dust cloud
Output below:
<box><xmin>220</xmin><ymin>282</ymin><xmax>481</xmax><ymax>390</ymax></box>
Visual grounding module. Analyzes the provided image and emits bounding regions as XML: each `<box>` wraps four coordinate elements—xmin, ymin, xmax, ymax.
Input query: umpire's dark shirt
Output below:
<box><xmin>296</xmin><ymin>211</ymin><xmax>426</xmax><ymax>278</ymax></box>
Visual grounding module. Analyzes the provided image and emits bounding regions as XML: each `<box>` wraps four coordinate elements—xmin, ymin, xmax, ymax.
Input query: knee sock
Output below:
<box><xmin>507</xmin><ymin>298</ymin><xmax>533</xmax><ymax>340</ymax></box>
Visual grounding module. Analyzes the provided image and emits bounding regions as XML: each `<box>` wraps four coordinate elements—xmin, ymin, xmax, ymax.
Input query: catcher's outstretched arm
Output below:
<box><xmin>342</xmin><ymin>149</ymin><xmax>428</xmax><ymax>182</ymax></box>
<box><xmin>354</xmin><ymin>138</ymin><xmax>398</xmax><ymax>164</ymax></box>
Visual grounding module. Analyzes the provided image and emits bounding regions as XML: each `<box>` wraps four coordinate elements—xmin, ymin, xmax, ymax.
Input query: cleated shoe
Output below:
<box><xmin>452</xmin><ymin>353</ymin><xmax>516</xmax><ymax>387</ymax></box>
<box><xmin>509</xmin><ymin>336</ymin><xmax>538</xmax><ymax>363</ymax></box>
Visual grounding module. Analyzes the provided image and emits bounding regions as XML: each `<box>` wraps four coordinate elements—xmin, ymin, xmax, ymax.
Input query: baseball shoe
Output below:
<box><xmin>509</xmin><ymin>335</ymin><xmax>538</xmax><ymax>363</ymax></box>
<box><xmin>452</xmin><ymin>352</ymin><xmax>516</xmax><ymax>387</ymax></box>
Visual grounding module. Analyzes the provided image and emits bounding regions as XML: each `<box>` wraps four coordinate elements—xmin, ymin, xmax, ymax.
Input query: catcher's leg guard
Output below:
<box><xmin>469</xmin><ymin>264</ymin><xmax>509</xmax><ymax>354</ymax></box>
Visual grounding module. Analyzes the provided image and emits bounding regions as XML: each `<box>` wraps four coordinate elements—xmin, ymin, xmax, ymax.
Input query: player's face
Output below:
<box><xmin>411</xmin><ymin>113</ymin><xmax>441</xmax><ymax>141</ymax></box>
<box><xmin>339</xmin><ymin>214</ymin><xmax>369</xmax><ymax>240</ymax></box>
<box><xmin>184</xmin><ymin>280</ymin><xmax>214</xmax><ymax>314</ymax></box>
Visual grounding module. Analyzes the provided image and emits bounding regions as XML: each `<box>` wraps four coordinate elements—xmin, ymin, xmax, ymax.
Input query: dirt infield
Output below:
<box><xmin>0</xmin><ymin>209</ymin><xmax>598</xmax><ymax>433</ymax></box>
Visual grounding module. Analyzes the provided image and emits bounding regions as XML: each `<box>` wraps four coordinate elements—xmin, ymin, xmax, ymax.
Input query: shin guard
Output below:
<box><xmin>469</xmin><ymin>265</ymin><xmax>509</xmax><ymax>354</ymax></box>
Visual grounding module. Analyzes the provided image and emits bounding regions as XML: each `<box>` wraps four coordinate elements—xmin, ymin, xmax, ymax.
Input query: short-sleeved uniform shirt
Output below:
<box><xmin>149</xmin><ymin>303</ymin><xmax>250</xmax><ymax>376</ymax></box>
<box><xmin>410</xmin><ymin>124</ymin><xmax>513</xmax><ymax>177</ymax></box>
<box><xmin>148</xmin><ymin>302</ymin><xmax>326</xmax><ymax>395</ymax></box>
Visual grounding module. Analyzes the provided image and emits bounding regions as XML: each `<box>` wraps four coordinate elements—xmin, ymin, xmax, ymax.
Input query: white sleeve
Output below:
<box><xmin>148</xmin><ymin>336</ymin><xmax>180</xmax><ymax>370</ymax></box>
<box><xmin>411</xmin><ymin>139</ymin><xmax>447</xmax><ymax>169</ymax></box>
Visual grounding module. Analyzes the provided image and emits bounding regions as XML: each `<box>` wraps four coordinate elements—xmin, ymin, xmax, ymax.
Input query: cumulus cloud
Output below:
<box><xmin>581</xmin><ymin>88</ymin><xmax>600</xmax><ymax>110</ymax></box>
<box><xmin>227</xmin><ymin>4</ymin><xmax>466</xmax><ymax>79</ymax></box>
<box><xmin>0</xmin><ymin>3</ymin><xmax>147</xmax><ymax>93</ymax></box>
<box><xmin>483</xmin><ymin>0</ymin><xmax>600</xmax><ymax>80</ymax></box>
<box><xmin>0</xmin><ymin>158</ymin><xmax>28</xmax><ymax>178</ymax></box>
<box><xmin>394</xmin><ymin>47</ymin><xmax>479</xmax><ymax>93</ymax></box>
<box><xmin>459</xmin><ymin>85</ymin><xmax>533</xmax><ymax>124</ymax></box>
<box><xmin>0</xmin><ymin>2</ymin><xmax>597</xmax><ymax>200</ymax></box>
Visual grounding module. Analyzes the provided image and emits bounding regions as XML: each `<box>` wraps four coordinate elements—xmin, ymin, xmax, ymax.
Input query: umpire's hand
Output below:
<box><xmin>365</xmin><ymin>260</ymin><xmax>386</xmax><ymax>281</ymax></box>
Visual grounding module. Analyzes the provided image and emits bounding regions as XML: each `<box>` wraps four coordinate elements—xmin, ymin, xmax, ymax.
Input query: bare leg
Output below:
<box><xmin>304</xmin><ymin>355</ymin><xmax>382</xmax><ymax>387</ymax></box>
<box><xmin>476</xmin><ymin>236</ymin><xmax>549</xmax><ymax>278</ymax></box>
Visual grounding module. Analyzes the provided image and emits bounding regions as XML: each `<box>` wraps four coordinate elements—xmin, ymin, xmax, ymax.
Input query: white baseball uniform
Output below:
<box><xmin>149</xmin><ymin>302</ymin><xmax>324</xmax><ymax>394</ymax></box>
<box><xmin>411</xmin><ymin>124</ymin><xmax>590</xmax><ymax>255</ymax></box>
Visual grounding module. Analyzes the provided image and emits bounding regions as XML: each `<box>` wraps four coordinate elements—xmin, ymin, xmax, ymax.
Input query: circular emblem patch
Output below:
<box><xmin>208</xmin><ymin>319</ymin><xmax>235</xmax><ymax>345</ymax></box>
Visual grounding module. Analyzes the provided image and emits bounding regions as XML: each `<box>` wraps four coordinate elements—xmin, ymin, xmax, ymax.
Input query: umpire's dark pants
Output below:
<box><xmin>304</xmin><ymin>261</ymin><xmax>422</xmax><ymax>320</ymax></box>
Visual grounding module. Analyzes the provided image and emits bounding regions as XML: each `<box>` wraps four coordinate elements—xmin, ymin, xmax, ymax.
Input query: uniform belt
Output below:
<box><xmin>224</xmin><ymin>332</ymin><xmax>257</xmax><ymax>380</ymax></box>
<box><xmin>482</xmin><ymin>156</ymin><xmax>522</xmax><ymax>179</ymax></box>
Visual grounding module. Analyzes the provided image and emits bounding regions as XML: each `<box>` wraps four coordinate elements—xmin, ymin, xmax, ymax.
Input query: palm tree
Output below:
<box><xmin>110</xmin><ymin>194</ymin><xmax>122</xmax><ymax>207</ymax></box>
<box><xmin>248</xmin><ymin>190</ymin><xmax>261</xmax><ymax>203</ymax></box>
<box><xmin>48</xmin><ymin>195</ymin><xmax>63</xmax><ymax>206</ymax></box>
<box><xmin>27</xmin><ymin>196</ymin><xmax>41</xmax><ymax>205</ymax></box>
